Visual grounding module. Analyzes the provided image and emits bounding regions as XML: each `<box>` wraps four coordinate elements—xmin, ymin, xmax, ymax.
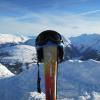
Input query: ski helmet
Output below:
<box><xmin>35</xmin><ymin>30</ymin><xmax>64</xmax><ymax>63</ymax></box>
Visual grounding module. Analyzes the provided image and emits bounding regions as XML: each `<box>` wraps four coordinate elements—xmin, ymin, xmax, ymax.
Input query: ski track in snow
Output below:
<box><xmin>0</xmin><ymin>60</ymin><xmax>100</xmax><ymax>99</ymax></box>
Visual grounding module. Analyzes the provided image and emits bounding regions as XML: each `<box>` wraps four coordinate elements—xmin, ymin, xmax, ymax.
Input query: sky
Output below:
<box><xmin>0</xmin><ymin>0</ymin><xmax>100</xmax><ymax>37</ymax></box>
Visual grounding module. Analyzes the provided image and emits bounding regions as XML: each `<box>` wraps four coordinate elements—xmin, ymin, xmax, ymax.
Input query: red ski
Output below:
<box><xmin>44</xmin><ymin>46</ymin><xmax>58</xmax><ymax>100</ymax></box>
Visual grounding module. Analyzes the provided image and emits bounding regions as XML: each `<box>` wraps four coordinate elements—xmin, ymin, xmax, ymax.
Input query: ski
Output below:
<box><xmin>43</xmin><ymin>46</ymin><xmax>58</xmax><ymax>100</ymax></box>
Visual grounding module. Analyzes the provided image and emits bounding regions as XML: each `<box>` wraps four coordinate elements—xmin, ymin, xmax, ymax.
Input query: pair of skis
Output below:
<box><xmin>43</xmin><ymin>46</ymin><xmax>58</xmax><ymax>100</ymax></box>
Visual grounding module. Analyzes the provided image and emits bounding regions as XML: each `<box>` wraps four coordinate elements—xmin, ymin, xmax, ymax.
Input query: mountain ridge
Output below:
<box><xmin>0</xmin><ymin>33</ymin><xmax>100</xmax><ymax>74</ymax></box>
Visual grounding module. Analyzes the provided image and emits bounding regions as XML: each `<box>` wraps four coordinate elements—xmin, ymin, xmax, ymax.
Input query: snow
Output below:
<box><xmin>62</xmin><ymin>35</ymin><xmax>72</xmax><ymax>48</ymax></box>
<box><xmin>1</xmin><ymin>60</ymin><xmax>100</xmax><ymax>99</ymax></box>
<box><xmin>0</xmin><ymin>33</ymin><xmax>26</xmax><ymax>44</ymax></box>
<box><xmin>22</xmin><ymin>92</ymin><xmax>45</xmax><ymax>100</ymax></box>
<box><xmin>25</xmin><ymin>36</ymin><xmax>36</xmax><ymax>46</ymax></box>
<box><xmin>0</xmin><ymin>63</ymin><xmax>14</xmax><ymax>79</ymax></box>
<box><xmin>0</xmin><ymin>44</ymin><xmax>36</xmax><ymax>64</ymax></box>
<box><xmin>70</xmin><ymin>34</ymin><xmax>100</xmax><ymax>52</ymax></box>
<box><xmin>1</xmin><ymin>33</ymin><xmax>100</xmax><ymax>99</ymax></box>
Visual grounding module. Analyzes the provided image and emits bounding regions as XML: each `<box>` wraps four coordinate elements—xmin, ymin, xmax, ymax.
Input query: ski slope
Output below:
<box><xmin>1</xmin><ymin>60</ymin><xmax>100</xmax><ymax>100</ymax></box>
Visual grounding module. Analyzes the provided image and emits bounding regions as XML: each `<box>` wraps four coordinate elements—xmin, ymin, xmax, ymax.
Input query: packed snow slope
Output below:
<box><xmin>1</xmin><ymin>60</ymin><xmax>100</xmax><ymax>100</ymax></box>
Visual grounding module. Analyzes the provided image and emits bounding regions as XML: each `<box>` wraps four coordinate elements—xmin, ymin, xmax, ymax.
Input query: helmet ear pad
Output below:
<box><xmin>57</xmin><ymin>45</ymin><xmax>64</xmax><ymax>62</ymax></box>
<box><xmin>37</xmin><ymin>48</ymin><xmax>43</xmax><ymax>63</ymax></box>
<box><xmin>36</xmin><ymin>45</ymin><xmax>64</xmax><ymax>63</ymax></box>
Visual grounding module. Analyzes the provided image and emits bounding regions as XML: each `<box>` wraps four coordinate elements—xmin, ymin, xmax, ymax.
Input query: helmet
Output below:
<box><xmin>35</xmin><ymin>30</ymin><xmax>64</xmax><ymax>63</ymax></box>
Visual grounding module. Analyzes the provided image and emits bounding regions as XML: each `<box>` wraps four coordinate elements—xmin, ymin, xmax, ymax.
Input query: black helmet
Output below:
<box><xmin>35</xmin><ymin>30</ymin><xmax>64</xmax><ymax>63</ymax></box>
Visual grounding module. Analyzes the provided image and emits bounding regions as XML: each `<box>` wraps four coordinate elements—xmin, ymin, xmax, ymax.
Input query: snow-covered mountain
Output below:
<box><xmin>59</xmin><ymin>36</ymin><xmax>80</xmax><ymax>60</ymax></box>
<box><xmin>1</xmin><ymin>60</ymin><xmax>100</xmax><ymax>100</ymax></box>
<box><xmin>0</xmin><ymin>33</ymin><xmax>100</xmax><ymax>74</ymax></box>
<box><xmin>0</xmin><ymin>44</ymin><xmax>36</xmax><ymax>74</ymax></box>
<box><xmin>0</xmin><ymin>33</ymin><xmax>36</xmax><ymax>74</ymax></box>
<box><xmin>24</xmin><ymin>33</ymin><xmax>100</xmax><ymax>61</ymax></box>
<box><xmin>24</xmin><ymin>36</ymin><xmax>36</xmax><ymax>46</ymax></box>
<box><xmin>70</xmin><ymin>34</ymin><xmax>100</xmax><ymax>52</ymax></box>
<box><xmin>70</xmin><ymin>33</ymin><xmax>100</xmax><ymax>60</ymax></box>
<box><xmin>0</xmin><ymin>33</ymin><xmax>27</xmax><ymax>45</ymax></box>
<box><xmin>0</xmin><ymin>44</ymin><xmax>36</xmax><ymax>63</ymax></box>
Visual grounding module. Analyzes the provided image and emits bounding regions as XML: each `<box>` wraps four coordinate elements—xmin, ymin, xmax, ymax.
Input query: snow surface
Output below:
<box><xmin>22</xmin><ymin>92</ymin><xmax>45</xmax><ymax>100</ymax></box>
<box><xmin>1</xmin><ymin>60</ymin><xmax>100</xmax><ymax>100</ymax></box>
<box><xmin>0</xmin><ymin>63</ymin><xmax>14</xmax><ymax>79</ymax></box>
<box><xmin>1</xmin><ymin>33</ymin><xmax>100</xmax><ymax>100</ymax></box>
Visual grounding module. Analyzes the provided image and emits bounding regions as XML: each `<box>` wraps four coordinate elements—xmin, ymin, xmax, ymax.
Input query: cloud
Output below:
<box><xmin>0</xmin><ymin>11</ymin><xmax>100</xmax><ymax>37</ymax></box>
<box><xmin>79</xmin><ymin>10</ymin><xmax>100</xmax><ymax>16</ymax></box>
<box><xmin>1</xmin><ymin>0</ymin><xmax>100</xmax><ymax>38</ymax></box>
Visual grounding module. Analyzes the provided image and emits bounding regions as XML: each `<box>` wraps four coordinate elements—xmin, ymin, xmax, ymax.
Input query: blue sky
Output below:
<box><xmin>0</xmin><ymin>0</ymin><xmax>100</xmax><ymax>37</ymax></box>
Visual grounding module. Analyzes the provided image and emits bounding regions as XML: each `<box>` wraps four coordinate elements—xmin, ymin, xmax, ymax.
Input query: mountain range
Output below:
<box><xmin>0</xmin><ymin>33</ymin><xmax>100</xmax><ymax>100</ymax></box>
<box><xmin>0</xmin><ymin>33</ymin><xmax>100</xmax><ymax>73</ymax></box>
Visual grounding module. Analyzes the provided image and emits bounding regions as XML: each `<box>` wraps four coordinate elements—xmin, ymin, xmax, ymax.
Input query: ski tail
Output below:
<box><xmin>43</xmin><ymin>46</ymin><xmax>58</xmax><ymax>100</ymax></box>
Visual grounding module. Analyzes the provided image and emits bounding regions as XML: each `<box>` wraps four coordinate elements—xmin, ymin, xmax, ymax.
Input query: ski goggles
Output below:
<box><xmin>36</xmin><ymin>32</ymin><xmax>63</xmax><ymax>46</ymax></box>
